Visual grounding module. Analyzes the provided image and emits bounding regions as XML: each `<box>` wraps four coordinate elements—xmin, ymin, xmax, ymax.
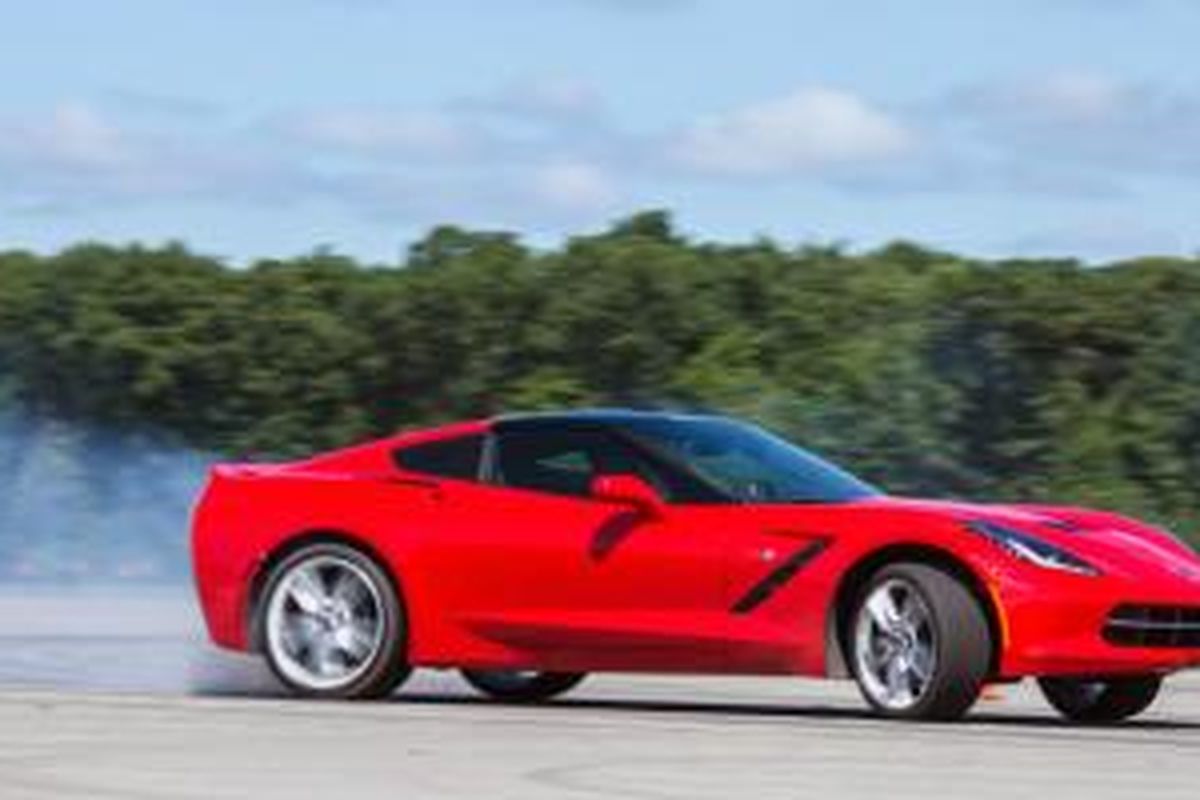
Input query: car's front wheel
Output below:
<box><xmin>260</xmin><ymin>543</ymin><xmax>411</xmax><ymax>699</ymax></box>
<box><xmin>1038</xmin><ymin>675</ymin><xmax>1162</xmax><ymax>723</ymax></box>
<box><xmin>849</xmin><ymin>562</ymin><xmax>992</xmax><ymax>721</ymax></box>
<box><xmin>461</xmin><ymin>670</ymin><xmax>586</xmax><ymax>702</ymax></box>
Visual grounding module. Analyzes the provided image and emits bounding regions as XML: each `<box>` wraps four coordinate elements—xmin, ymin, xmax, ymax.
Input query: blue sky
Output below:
<box><xmin>0</xmin><ymin>0</ymin><xmax>1196</xmax><ymax>262</ymax></box>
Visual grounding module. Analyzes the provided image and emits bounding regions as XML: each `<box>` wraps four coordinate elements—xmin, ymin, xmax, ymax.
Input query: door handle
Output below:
<box><xmin>379</xmin><ymin>475</ymin><xmax>444</xmax><ymax>498</ymax></box>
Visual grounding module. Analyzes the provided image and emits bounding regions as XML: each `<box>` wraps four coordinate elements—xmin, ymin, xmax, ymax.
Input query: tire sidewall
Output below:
<box><xmin>259</xmin><ymin>542</ymin><xmax>407</xmax><ymax>699</ymax></box>
<box><xmin>1038</xmin><ymin>675</ymin><xmax>1163</xmax><ymax>723</ymax></box>
<box><xmin>849</xmin><ymin>563</ymin><xmax>990</xmax><ymax>720</ymax></box>
<box><xmin>461</xmin><ymin>670</ymin><xmax>586</xmax><ymax>702</ymax></box>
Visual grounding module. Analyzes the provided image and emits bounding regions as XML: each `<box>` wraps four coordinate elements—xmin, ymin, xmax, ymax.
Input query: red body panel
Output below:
<box><xmin>192</xmin><ymin>420</ymin><xmax>1200</xmax><ymax>680</ymax></box>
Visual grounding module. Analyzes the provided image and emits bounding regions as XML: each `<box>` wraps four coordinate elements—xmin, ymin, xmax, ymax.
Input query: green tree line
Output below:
<box><xmin>3</xmin><ymin>211</ymin><xmax>1200</xmax><ymax>542</ymax></box>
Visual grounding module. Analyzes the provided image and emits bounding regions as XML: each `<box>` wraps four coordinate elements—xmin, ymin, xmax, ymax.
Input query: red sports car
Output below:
<box><xmin>193</xmin><ymin>410</ymin><xmax>1200</xmax><ymax>721</ymax></box>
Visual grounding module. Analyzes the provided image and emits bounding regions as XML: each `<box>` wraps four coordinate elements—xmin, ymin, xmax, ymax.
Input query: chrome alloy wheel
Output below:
<box><xmin>853</xmin><ymin>578</ymin><xmax>938</xmax><ymax>711</ymax></box>
<box><xmin>265</xmin><ymin>554</ymin><xmax>385</xmax><ymax>691</ymax></box>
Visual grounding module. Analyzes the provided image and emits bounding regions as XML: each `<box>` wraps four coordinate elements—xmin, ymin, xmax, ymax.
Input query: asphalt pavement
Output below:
<box><xmin>1</xmin><ymin>587</ymin><xmax>1197</xmax><ymax>799</ymax></box>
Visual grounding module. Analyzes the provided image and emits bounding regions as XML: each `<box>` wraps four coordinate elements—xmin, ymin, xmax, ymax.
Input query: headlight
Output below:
<box><xmin>967</xmin><ymin>520</ymin><xmax>1100</xmax><ymax>576</ymax></box>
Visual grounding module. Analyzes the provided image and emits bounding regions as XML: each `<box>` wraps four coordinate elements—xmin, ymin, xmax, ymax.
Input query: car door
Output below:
<box><xmin>423</xmin><ymin>422</ymin><xmax>737</xmax><ymax>673</ymax></box>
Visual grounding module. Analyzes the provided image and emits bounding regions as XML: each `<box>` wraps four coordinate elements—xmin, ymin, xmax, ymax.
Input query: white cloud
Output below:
<box><xmin>287</xmin><ymin>109</ymin><xmax>473</xmax><ymax>158</ymax></box>
<box><xmin>0</xmin><ymin>102</ymin><xmax>306</xmax><ymax>212</ymax></box>
<box><xmin>947</xmin><ymin>70</ymin><xmax>1131</xmax><ymax>126</ymax></box>
<box><xmin>0</xmin><ymin>92</ymin><xmax>620</xmax><ymax>225</ymax></box>
<box><xmin>45</xmin><ymin>103</ymin><xmax>135</xmax><ymax>169</ymax></box>
<box><xmin>0</xmin><ymin>102</ymin><xmax>135</xmax><ymax>172</ymax></box>
<box><xmin>279</xmin><ymin>78</ymin><xmax>611</xmax><ymax>168</ymax></box>
<box><xmin>13</xmin><ymin>73</ymin><xmax>1196</xmax><ymax>237</ymax></box>
<box><xmin>1023</xmin><ymin>71</ymin><xmax>1128</xmax><ymax>123</ymax></box>
<box><xmin>460</xmin><ymin>77</ymin><xmax>605</xmax><ymax>122</ymax></box>
<box><xmin>531</xmin><ymin>160</ymin><xmax>619</xmax><ymax>211</ymax></box>
<box><xmin>672</xmin><ymin>88</ymin><xmax>915</xmax><ymax>176</ymax></box>
<box><xmin>942</xmin><ymin>71</ymin><xmax>1200</xmax><ymax>178</ymax></box>
<box><xmin>518</xmin><ymin>78</ymin><xmax>603</xmax><ymax>118</ymax></box>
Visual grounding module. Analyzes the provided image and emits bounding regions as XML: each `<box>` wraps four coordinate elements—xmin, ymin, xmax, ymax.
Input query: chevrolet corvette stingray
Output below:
<box><xmin>192</xmin><ymin>410</ymin><xmax>1200</xmax><ymax>721</ymax></box>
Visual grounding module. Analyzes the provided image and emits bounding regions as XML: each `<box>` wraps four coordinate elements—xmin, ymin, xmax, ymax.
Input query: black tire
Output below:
<box><xmin>848</xmin><ymin>562</ymin><xmax>992</xmax><ymax>721</ymax></box>
<box><xmin>1038</xmin><ymin>675</ymin><xmax>1162</xmax><ymax>723</ymax></box>
<box><xmin>460</xmin><ymin>670</ymin><xmax>586</xmax><ymax>702</ymax></box>
<box><xmin>259</xmin><ymin>542</ymin><xmax>411</xmax><ymax>699</ymax></box>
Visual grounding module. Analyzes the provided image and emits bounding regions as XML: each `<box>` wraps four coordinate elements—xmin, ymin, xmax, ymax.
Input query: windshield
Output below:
<box><xmin>620</xmin><ymin>417</ymin><xmax>881</xmax><ymax>504</ymax></box>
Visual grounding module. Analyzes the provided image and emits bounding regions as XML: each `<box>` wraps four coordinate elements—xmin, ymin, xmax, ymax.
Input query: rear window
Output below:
<box><xmin>393</xmin><ymin>434</ymin><xmax>483</xmax><ymax>481</ymax></box>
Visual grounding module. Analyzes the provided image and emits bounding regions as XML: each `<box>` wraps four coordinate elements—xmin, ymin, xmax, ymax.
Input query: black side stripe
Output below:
<box><xmin>731</xmin><ymin>539</ymin><xmax>830</xmax><ymax>615</ymax></box>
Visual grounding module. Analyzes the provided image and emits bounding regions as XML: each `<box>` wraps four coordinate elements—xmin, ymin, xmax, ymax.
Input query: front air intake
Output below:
<box><xmin>1103</xmin><ymin>604</ymin><xmax>1200</xmax><ymax>648</ymax></box>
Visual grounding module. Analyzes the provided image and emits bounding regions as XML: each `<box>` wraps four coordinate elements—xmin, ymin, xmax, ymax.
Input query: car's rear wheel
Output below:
<box><xmin>1038</xmin><ymin>675</ymin><xmax>1162</xmax><ymax>723</ymax></box>
<box><xmin>261</xmin><ymin>543</ymin><xmax>411</xmax><ymax>699</ymax></box>
<box><xmin>460</xmin><ymin>670</ymin><xmax>586</xmax><ymax>702</ymax></box>
<box><xmin>849</xmin><ymin>562</ymin><xmax>991</xmax><ymax>721</ymax></box>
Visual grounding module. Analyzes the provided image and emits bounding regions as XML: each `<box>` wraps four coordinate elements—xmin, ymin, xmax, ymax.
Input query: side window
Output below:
<box><xmin>393</xmin><ymin>434</ymin><xmax>483</xmax><ymax>481</ymax></box>
<box><xmin>494</xmin><ymin>428</ymin><xmax>654</xmax><ymax>498</ymax></box>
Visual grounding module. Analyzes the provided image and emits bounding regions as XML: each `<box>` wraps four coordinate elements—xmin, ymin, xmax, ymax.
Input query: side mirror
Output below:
<box><xmin>590</xmin><ymin>474</ymin><xmax>664</xmax><ymax>515</ymax></box>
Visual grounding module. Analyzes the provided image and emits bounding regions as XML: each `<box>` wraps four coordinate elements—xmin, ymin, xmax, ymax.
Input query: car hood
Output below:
<box><xmin>861</xmin><ymin>496</ymin><xmax>1200</xmax><ymax>584</ymax></box>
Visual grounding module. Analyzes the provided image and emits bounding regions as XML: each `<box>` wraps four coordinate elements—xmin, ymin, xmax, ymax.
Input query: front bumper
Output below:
<box><xmin>995</xmin><ymin>570</ymin><xmax>1200</xmax><ymax>677</ymax></box>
